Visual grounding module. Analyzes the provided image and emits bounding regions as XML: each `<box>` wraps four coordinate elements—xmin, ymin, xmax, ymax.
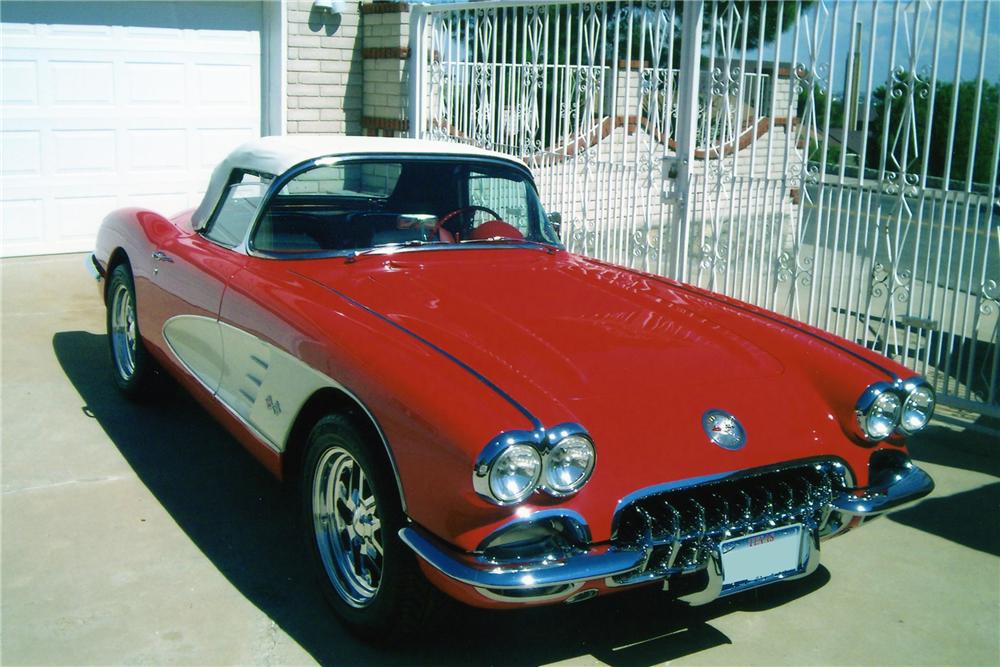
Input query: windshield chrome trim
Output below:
<box><xmin>241</xmin><ymin>153</ymin><xmax>557</xmax><ymax>260</ymax></box>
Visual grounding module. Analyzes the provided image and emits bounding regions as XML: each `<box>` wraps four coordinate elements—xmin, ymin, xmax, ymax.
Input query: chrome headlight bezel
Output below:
<box><xmin>541</xmin><ymin>425</ymin><xmax>596</xmax><ymax>497</ymax></box>
<box><xmin>473</xmin><ymin>431</ymin><xmax>543</xmax><ymax>505</ymax></box>
<box><xmin>473</xmin><ymin>424</ymin><xmax>595</xmax><ymax>505</ymax></box>
<box><xmin>854</xmin><ymin>377</ymin><xmax>934</xmax><ymax>441</ymax></box>
<box><xmin>899</xmin><ymin>380</ymin><xmax>936</xmax><ymax>434</ymax></box>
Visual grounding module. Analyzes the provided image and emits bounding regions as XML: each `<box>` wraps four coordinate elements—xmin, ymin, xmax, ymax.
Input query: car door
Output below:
<box><xmin>146</xmin><ymin>174</ymin><xmax>265</xmax><ymax>393</ymax></box>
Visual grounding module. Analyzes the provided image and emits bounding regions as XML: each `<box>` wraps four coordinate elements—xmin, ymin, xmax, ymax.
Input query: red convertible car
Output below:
<box><xmin>89</xmin><ymin>136</ymin><xmax>934</xmax><ymax>635</ymax></box>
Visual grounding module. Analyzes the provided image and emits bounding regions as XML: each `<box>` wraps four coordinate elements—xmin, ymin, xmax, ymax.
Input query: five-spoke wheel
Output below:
<box><xmin>105</xmin><ymin>262</ymin><xmax>154</xmax><ymax>397</ymax></box>
<box><xmin>312</xmin><ymin>446</ymin><xmax>384</xmax><ymax>607</ymax></box>
<box><xmin>301</xmin><ymin>414</ymin><xmax>436</xmax><ymax>638</ymax></box>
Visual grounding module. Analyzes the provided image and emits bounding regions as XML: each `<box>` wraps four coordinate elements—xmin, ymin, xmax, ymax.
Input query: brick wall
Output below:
<box><xmin>360</xmin><ymin>3</ymin><xmax>410</xmax><ymax>137</ymax></box>
<box><xmin>285</xmin><ymin>0</ymin><xmax>363</xmax><ymax>135</ymax></box>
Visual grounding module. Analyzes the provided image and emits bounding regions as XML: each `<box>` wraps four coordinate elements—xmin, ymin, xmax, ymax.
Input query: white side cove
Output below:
<box><xmin>163</xmin><ymin>315</ymin><xmax>337</xmax><ymax>452</ymax></box>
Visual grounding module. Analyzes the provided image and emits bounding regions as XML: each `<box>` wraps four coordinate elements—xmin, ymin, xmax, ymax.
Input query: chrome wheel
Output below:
<box><xmin>110</xmin><ymin>281</ymin><xmax>137</xmax><ymax>381</ymax></box>
<box><xmin>312</xmin><ymin>446</ymin><xmax>384</xmax><ymax>608</ymax></box>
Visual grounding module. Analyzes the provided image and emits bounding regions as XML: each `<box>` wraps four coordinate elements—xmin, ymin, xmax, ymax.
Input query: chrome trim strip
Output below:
<box><xmin>399</xmin><ymin>525</ymin><xmax>645</xmax><ymax>590</ymax></box>
<box><xmin>294</xmin><ymin>272</ymin><xmax>543</xmax><ymax>430</ymax></box>
<box><xmin>830</xmin><ymin>461</ymin><xmax>934</xmax><ymax>517</ymax></box>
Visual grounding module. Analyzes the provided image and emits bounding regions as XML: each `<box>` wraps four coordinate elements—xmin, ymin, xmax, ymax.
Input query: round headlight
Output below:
<box><xmin>489</xmin><ymin>444</ymin><xmax>542</xmax><ymax>503</ymax></box>
<box><xmin>543</xmin><ymin>435</ymin><xmax>595</xmax><ymax>495</ymax></box>
<box><xmin>865</xmin><ymin>391</ymin><xmax>901</xmax><ymax>440</ymax></box>
<box><xmin>900</xmin><ymin>385</ymin><xmax>935</xmax><ymax>433</ymax></box>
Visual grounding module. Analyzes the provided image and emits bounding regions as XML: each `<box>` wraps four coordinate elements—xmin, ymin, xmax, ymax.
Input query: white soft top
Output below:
<box><xmin>191</xmin><ymin>135</ymin><xmax>521</xmax><ymax>228</ymax></box>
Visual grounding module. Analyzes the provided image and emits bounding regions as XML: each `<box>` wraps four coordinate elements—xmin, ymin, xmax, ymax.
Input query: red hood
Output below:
<box><xmin>292</xmin><ymin>247</ymin><xmax>882</xmax><ymax>541</ymax></box>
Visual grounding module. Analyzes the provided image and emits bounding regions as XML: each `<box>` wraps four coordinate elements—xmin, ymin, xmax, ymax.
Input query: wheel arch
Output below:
<box><xmin>284</xmin><ymin>386</ymin><xmax>407</xmax><ymax>512</ymax></box>
<box><xmin>103</xmin><ymin>248</ymin><xmax>130</xmax><ymax>302</ymax></box>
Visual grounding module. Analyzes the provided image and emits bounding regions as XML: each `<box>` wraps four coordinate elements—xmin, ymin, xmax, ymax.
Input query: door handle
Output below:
<box><xmin>152</xmin><ymin>251</ymin><xmax>174</xmax><ymax>263</ymax></box>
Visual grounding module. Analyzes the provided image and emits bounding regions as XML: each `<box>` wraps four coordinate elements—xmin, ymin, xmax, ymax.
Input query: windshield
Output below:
<box><xmin>251</xmin><ymin>158</ymin><xmax>559</xmax><ymax>255</ymax></box>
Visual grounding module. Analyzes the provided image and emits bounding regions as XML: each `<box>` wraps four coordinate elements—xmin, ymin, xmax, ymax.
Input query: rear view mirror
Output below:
<box><xmin>548</xmin><ymin>211</ymin><xmax>562</xmax><ymax>239</ymax></box>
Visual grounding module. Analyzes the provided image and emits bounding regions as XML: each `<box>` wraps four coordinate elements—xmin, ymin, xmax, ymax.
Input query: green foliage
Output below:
<box><xmin>867</xmin><ymin>76</ymin><xmax>999</xmax><ymax>188</ymax></box>
<box><xmin>797</xmin><ymin>83</ymin><xmax>846</xmax><ymax>131</ymax></box>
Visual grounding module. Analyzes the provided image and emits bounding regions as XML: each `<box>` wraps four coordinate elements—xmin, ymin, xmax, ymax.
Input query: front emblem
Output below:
<box><xmin>702</xmin><ymin>409</ymin><xmax>746</xmax><ymax>450</ymax></box>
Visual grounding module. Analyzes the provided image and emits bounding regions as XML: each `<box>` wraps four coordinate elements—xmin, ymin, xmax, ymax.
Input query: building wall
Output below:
<box><xmin>360</xmin><ymin>2</ymin><xmax>410</xmax><ymax>137</ymax></box>
<box><xmin>285</xmin><ymin>0</ymin><xmax>363</xmax><ymax>135</ymax></box>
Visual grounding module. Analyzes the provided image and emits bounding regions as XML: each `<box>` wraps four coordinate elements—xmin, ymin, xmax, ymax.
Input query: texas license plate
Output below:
<box><xmin>719</xmin><ymin>524</ymin><xmax>805</xmax><ymax>595</ymax></box>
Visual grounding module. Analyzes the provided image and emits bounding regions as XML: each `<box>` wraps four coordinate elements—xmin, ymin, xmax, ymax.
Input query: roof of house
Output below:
<box><xmin>192</xmin><ymin>135</ymin><xmax>522</xmax><ymax>228</ymax></box>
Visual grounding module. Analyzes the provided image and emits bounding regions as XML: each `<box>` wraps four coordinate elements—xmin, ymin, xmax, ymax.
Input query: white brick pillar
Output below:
<box><xmin>285</xmin><ymin>0</ymin><xmax>363</xmax><ymax>134</ymax></box>
<box><xmin>361</xmin><ymin>2</ymin><xmax>410</xmax><ymax>137</ymax></box>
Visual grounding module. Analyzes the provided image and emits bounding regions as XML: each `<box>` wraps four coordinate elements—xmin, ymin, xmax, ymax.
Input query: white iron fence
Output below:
<box><xmin>410</xmin><ymin>0</ymin><xmax>1000</xmax><ymax>416</ymax></box>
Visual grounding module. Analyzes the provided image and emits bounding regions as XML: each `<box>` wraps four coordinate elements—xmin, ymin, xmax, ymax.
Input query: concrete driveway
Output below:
<box><xmin>2</xmin><ymin>252</ymin><xmax>998</xmax><ymax>666</ymax></box>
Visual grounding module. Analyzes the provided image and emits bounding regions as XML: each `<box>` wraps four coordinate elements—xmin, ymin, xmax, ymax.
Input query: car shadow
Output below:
<box><xmin>886</xmin><ymin>420</ymin><xmax>1000</xmax><ymax>556</ymax></box>
<box><xmin>54</xmin><ymin>330</ymin><xmax>832</xmax><ymax>666</ymax></box>
<box><xmin>905</xmin><ymin>420</ymin><xmax>1000</xmax><ymax>479</ymax></box>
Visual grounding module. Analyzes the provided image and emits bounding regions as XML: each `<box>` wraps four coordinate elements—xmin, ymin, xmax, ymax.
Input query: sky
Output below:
<box><xmin>745</xmin><ymin>0</ymin><xmax>1000</xmax><ymax>96</ymax></box>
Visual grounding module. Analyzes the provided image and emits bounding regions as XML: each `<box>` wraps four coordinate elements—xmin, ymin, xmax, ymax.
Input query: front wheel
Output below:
<box><xmin>301</xmin><ymin>415</ymin><xmax>436</xmax><ymax>638</ymax></box>
<box><xmin>106</xmin><ymin>262</ymin><xmax>155</xmax><ymax>398</ymax></box>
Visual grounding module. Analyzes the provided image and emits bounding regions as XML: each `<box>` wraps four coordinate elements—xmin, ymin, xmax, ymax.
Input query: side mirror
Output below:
<box><xmin>548</xmin><ymin>211</ymin><xmax>562</xmax><ymax>239</ymax></box>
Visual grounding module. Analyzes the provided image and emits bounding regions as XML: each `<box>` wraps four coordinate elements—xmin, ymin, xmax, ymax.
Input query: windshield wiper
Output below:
<box><xmin>344</xmin><ymin>239</ymin><xmax>439</xmax><ymax>263</ymax></box>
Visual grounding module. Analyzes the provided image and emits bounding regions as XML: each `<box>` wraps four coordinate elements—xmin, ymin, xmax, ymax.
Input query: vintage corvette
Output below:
<box><xmin>89</xmin><ymin>135</ymin><xmax>935</xmax><ymax>635</ymax></box>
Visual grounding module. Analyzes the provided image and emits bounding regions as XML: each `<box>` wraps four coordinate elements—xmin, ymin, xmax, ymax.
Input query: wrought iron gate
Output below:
<box><xmin>409</xmin><ymin>0</ymin><xmax>1000</xmax><ymax>416</ymax></box>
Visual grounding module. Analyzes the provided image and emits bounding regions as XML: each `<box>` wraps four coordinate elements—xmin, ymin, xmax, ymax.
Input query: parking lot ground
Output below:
<box><xmin>2</xmin><ymin>252</ymin><xmax>998</xmax><ymax>666</ymax></box>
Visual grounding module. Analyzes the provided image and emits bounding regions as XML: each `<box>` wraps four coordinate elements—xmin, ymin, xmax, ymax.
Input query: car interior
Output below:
<box><xmin>251</xmin><ymin>161</ymin><xmax>529</xmax><ymax>254</ymax></box>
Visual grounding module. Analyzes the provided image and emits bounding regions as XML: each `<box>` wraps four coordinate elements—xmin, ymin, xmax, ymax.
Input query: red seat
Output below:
<box><xmin>468</xmin><ymin>220</ymin><xmax>524</xmax><ymax>241</ymax></box>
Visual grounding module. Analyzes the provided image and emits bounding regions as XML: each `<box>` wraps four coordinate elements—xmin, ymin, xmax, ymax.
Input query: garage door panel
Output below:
<box><xmin>1</xmin><ymin>199</ymin><xmax>45</xmax><ymax>245</ymax></box>
<box><xmin>1</xmin><ymin>60</ymin><xmax>38</xmax><ymax>105</ymax></box>
<box><xmin>125</xmin><ymin>63</ymin><xmax>186</xmax><ymax>105</ymax></box>
<box><xmin>51</xmin><ymin>130</ymin><xmax>117</xmax><ymax>174</ymax></box>
<box><xmin>127</xmin><ymin>129</ymin><xmax>188</xmax><ymax>171</ymax></box>
<box><xmin>50</xmin><ymin>61</ymin><xmax>116</xmax><ymax>105</ymax></box>
<box><xmin>1</xmin><ymin>1</ymin><xmax>264</xmax><ymax>257</ymax></box>
<box><xmin>1</xmin><ymin>131</ymin><xmax>42</xmax><ymax>176</ymax></box>
<box><xmin>197</xmin><ymin>63</ymin><xmax>257</xmax><ymax>106</ymax></box>
<box><xmin>54</xmin><ymin>195</ymin><xmax>117</xmax><ymax>241</ymax></box>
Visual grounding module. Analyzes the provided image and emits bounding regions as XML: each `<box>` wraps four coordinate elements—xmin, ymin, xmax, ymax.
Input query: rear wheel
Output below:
<box><xmin>106</xmin><ymin>262</ymin><xmax>155</xmax><ymax>398</ymax></box>
<box><xmin>301</xmin><ymin>414</ymin><xmax>435</xmax><ymax>638</ymax></box>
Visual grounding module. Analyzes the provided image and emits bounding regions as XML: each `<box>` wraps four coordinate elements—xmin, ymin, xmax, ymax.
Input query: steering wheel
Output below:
<box><xmin>436</xmin><ymin>205</ymin><xmax>503</xmax><ymax>240</ymax></box>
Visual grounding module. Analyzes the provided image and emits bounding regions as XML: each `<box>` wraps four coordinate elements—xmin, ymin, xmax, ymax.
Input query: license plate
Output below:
<box><xmin>719</xmin><ymin>524</ymin><xmax>805</xmax><ymax>596</ymax></box>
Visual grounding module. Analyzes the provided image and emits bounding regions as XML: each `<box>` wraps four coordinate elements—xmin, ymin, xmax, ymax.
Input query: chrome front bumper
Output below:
<box><xmin>86</xmin><ymin>253</ymin><xmax>104</xmax><ymax>282</ymax></box>
<box><xmin>829</xmin><ymin>459</ymin><xmax>935</xmax><ymax>519</ymax></box>
<box><xmin>399</xmin><ymin>526</ymin><xmax>645</xmax><ymax>592</ymax></box>
<box><xmin>401</xmin><ymin>460</ymin><xmax>934</xmax><ymax>604</ymax></box>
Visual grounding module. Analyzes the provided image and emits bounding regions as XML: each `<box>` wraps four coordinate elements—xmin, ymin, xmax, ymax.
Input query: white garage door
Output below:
<box><xmin>1</xmin><ymin>2</ymin><xmax>265</xmax><ymax>257</ymax></box>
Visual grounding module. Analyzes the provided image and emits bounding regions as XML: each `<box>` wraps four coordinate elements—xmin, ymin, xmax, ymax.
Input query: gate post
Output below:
<box><xmin>668</xmin><ymin>0</ymin><xmax>704</xmax><ymax>283</ymax></box>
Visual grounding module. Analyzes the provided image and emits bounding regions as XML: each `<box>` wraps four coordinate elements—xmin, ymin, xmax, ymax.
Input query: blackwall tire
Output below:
<box><xmin>301</xmin><ymin>414</ymin><xmax>436</xmax><ymax>639</ymax></box>
<box><xmin>106</xmin><ymin>262</ymin><xmax>155</xmax><ymax>399</ymax></box>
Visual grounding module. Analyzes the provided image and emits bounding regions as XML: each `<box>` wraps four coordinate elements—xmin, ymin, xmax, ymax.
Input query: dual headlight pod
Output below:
<box><xmin>474</xmin><ymin>424</ymin><xmax>595</xmax><ymax>505</ymax></box>
<box><xmin>855</xmin><ymin>378</ymin><xmax>935</xmax><ymax>441</ymax></box>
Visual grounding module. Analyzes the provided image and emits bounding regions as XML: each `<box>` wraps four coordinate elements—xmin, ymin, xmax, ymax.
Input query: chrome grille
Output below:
<box><xmin>610</xmin><ymin>460</ymin><xmax>848</xmax><ymax>587</ymax></box>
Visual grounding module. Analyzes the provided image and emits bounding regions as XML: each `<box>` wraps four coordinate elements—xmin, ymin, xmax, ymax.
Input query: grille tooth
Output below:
<box><xmin>761</xmin><ymin>487</ymin><xmax>776</xmax><ymax>527</ymax></box>
<box><xmin>611</xmin><ymin>460</ymin><xmax>848</xmax><ymax>587</ymax></box>
<box><xmin>738</xmin><ymin>489</ymin><xmax>754</xmax><ymax>532</ymax></box>
<box><xmin>778</xmin><ymin>481</ymin><xmax>795</xmax><ymax>515</ymax></box>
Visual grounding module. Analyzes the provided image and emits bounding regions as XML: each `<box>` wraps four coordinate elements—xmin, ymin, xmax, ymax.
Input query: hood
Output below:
<box><xmin>292</xmin><ymin>247</ymin><xmax>872</xmax><ymax>534</ymax></box>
